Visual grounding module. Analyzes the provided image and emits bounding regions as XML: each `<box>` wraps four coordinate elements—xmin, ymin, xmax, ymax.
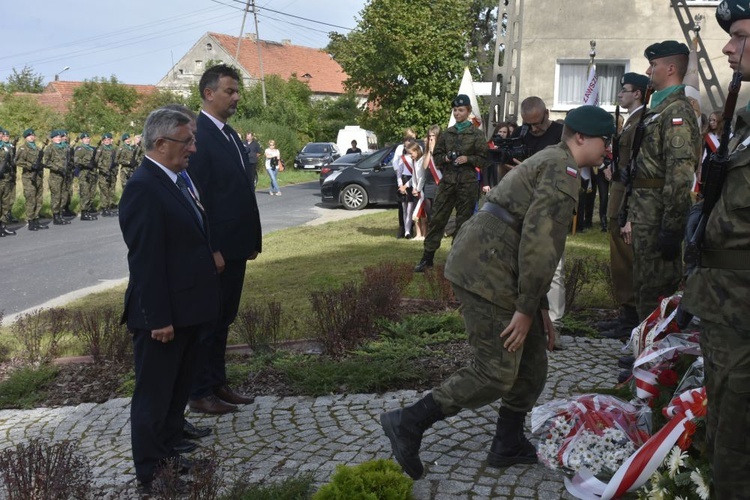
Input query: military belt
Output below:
<box><xmin>480</xmin><ymin>201</ymin><xmax>521</xmax><ymax>234</ymax></box>
<box><xmin>633</xmin><ymin>178</ymin><xmax>665</xmax><ymax>189</ymax></box>
<box><xmin>700</xmin><ymin>249</ymin><xmax>750</xmax><ymax>270</ymax></box>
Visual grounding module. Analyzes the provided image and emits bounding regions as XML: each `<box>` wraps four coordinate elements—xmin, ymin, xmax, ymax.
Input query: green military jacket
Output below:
<box><xmin>115</xmin><ymin>143</ymin><xmax>134</xmax><ymax>167</ymax></box>
<box><xmin>444</xmin><ymin>142</ymin><xmax>579</xmax><ymax>315</ymax></box>
<box><xmin>95</xmin><ymin>144</ymin><xmax>115</xmax><ymax>172</ymax></box>
<box><xmin>608</xmin><ymin>107</ymin><xmax>644</xmax><ymax>219</ymax></box>
<box><xmin>0</xmin><ymin>141</ymin><xmax>12</xmax><ymax>172</ymax></box>
<box><xmin>74</xmin><ymin>144</ymin><xmax>95</xmax><ymax>169</ymax></box>
<box><xmin>683</xmin><ymin>106</ymin><xmax>750</xmax><ymax>328</ymax></box>
<box><xmin>134</xmin><ymin>145</ymin><xmax>144</xmax><ymax>166</ymax></box>
<box><xmin>628</xmin><ymin>87</ymin><xmax>700</xmax><ymax>231</ymax></box>
<box><xmin>15</xmin><ymin>141</ymin><xmax>39</xmax><ymax>172</ymax></box>
<box><xmin>433</xmin><ymin>123</ymin><xmax>488</xmax><ymax>184</ymax></box>
<box><xmin>43</xmin><ymin>143</ymin><xmax>67</xmax><ymax>173</ymax></box>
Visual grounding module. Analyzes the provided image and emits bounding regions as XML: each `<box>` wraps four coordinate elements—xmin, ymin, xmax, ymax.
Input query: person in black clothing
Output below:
<box><xmin>346</xmin><ymin>140</ymin><xmax>362</xmax><ymax>154</ymax></box>
<box><xmin>516</xmin><ymin>97</ymin><xmax>564</xmax><ymax>156</ymax></box>
<box><xmin>243</xmin><ymin>132</ymin><xmax>262</xmax><ymax>185</ymax></box>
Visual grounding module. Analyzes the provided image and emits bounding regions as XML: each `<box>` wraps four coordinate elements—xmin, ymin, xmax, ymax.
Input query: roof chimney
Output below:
<box><xmin>245</xmin><ymin>33</ymin><xmax>257</xmax><ymax>41</ymax></box>
<box><xmin>282</xmin><ymin>39</ymin><xmax>291</xmax><ymax>46</ymax></box>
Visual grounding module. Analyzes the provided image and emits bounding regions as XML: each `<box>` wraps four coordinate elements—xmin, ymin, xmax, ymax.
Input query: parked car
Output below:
<box><xmin>320</xmin><ymin>144</ymin><xmax>400</xmax><ymax>210</ymax></box>
<box><xmin>319</xmin><ymin>152</ymin><xmax>367</xmax><ymax>186</ymax></box>
<box><xmin>294</xmin><ymin>142</ymin><xmax>340</xmax><ymax>171</ymax></box>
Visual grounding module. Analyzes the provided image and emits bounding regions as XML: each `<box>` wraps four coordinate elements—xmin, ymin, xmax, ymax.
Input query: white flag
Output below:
<box><xmin>582</xmin><ymin>63</ymin><xmax>599</xmax><ymax>106</ymax></box>
<box><xmin>449</xmin><ymin>67</ymin><xmax>484</xmax><ymax>130</ymax></box>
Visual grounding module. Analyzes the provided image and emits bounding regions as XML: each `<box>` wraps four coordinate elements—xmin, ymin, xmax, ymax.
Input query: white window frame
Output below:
<box><xmin>685</xmin><ymin>1</ymin><xmax>720</xmax><ymax>5</ymax></box>
<box><xmin>552</xmin><ymin>59</ymin><xmax>629</xmax><ymax>113</ymax></box>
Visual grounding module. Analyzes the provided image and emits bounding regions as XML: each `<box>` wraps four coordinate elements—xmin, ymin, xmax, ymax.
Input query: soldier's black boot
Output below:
<box><xmin>6</xmin><ymin>211</ymin><xmax>19</xmax><ymax>224</ymax></box>
<box><xmin>53</xmin><ymin>214</ymin><xmax>64</xmax><ymax>225</ymax></box>
<box><xmin>80</xmin><ymin>211</ymin><xmax>94</xmax><ymax>221</ymax></box>
<box><xmin>28</xmin><ymin>219</ymin><xmax>38</xmax><ymax>231</ymax></box>
<box><xmin>380</xmin><ymin>393</ymin><xmax>445</xmax><ymax>479</ymax></box>
<box><xmin>1</xmin><ymin>223</ymin><xmax>16</xmax><ymax>236</ymax></box>
<box><xmin>414</xmin><ymin>250</ymin><xmax>435</xmax><ymax>273</ymax></box>
<box><xmin>62</xmin><ymin>207</ymin><xmax>76</xmax><ymax>219</ymax></box>
<box><xmin>35</xmin><ymin>218</ymin><xmax>49</xmax><ymax>229</ymax></box>
<box><xmin>487</xmin><ymin>407</ymin><xmax>538</xmax><ymax>468</ymax></box>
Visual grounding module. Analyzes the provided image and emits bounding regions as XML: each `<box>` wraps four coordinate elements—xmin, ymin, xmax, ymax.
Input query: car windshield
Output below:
<box><xmin>333</xmin><ymin>153</ymin><xmax>362</xmax><ymax>164</ymax></box>
<box><xmin>302</xmin><ymin>143</ymin><xmax>330</xmax><ymax>154</ymax></box>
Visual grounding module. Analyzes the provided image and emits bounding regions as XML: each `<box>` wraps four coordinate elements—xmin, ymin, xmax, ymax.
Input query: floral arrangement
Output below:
<box><xmin>638</xmin><ymin>445</ymin><xmax>711</xmax><ymax>500</ymax></box>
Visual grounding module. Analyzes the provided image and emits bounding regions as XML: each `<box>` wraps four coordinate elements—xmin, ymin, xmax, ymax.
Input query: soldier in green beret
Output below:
<box><xmin>414</xmin><ymin>94</ymin><xmax>488</xmax><ymax>272</ymax></box>
<box><xmin>626</xmin><ymin>41</ymin><xmax>700</xmax><ymax>320</ymax></box>
<box><xmin>681</xmin><ymin>2</ymin><xmax>750</xmax><ymax>496</ymax></box>
<box><xmin>381</xmin><ymin>106</ymin><xmax>615</xmax><ymax>479</ymax></box>
<box><xmin>0</xmin><ymin>128</ymin><xmax>20</xmax><ymax>226</ymax></box>
<box><xmin>43</xmin><ymin>130</ymin><xmax>71</xmax><ymax>225</ymax></box>
<box><xmin>14</xmin><ymin>129</ymin><xmax>47</xmax><ymax>230</ymax></box>
<box><xmin>116</xmin><ymin>133</ymin><xmax>136</xmax><ymax>188</ymax></box>
<box><xmin>75</xmin><ymin>133</ymin><xmax>98</xmax><ymax>221</ymax></box>
<box><xmin>95</xmin><ymin>133</ymin><xmax>118</xmax><ymax>216</ymax></box>
<box><xmin>60</xmin><ymin>130</ymin><xmax>77</xmax><ymax>219</ymax></box>
<box><xmin>0</xmin><ymin>128</ymin><xmax>17</xmax><ymax>236</ymax></box>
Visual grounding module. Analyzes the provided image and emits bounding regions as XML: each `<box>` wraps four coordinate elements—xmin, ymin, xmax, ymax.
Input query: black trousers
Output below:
<box><xmin>131</xmin><ymin>324</ymin><xmax>201</xmax><ymax>483</ymax></box>
<box><xmin>191</xmin><ymin>259</ymin><xmax>247</xmax><ymax>398</ymax></box>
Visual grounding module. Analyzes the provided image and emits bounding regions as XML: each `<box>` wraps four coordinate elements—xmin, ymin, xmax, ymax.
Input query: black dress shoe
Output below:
<box><xmin>172</xmin><ymin>439</ymin><xmax>199</xmax><ymax>454</ymax></box>
<box><xmin>188</xmin><ymin>394</ymin><xmax>237</xmax><ymax>414</ymax></box>
<box><xmin>183</xmin><ymin>421</ymin><xmax>211</xmax><ymax>440</ymax></box>
<box><xmin>214</xmin><ymin>384</ymin><xmax>255</xmax><ymax>405</ymax></box>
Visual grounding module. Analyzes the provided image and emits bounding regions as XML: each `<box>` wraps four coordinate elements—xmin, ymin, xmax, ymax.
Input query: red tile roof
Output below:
<box><xmin>209</xmin><ymin>33</ymin><xmax>349</xmax><ymax>95</ymax></box>
<box><xmin>12</xmin><ymin>92</ymin><xmax>68</xmax><ymax>114</ymax></box>
<box><xmin>43</xmin><ymin>80</ymin><xmax>158</xmax><ymax>103</ymax></box>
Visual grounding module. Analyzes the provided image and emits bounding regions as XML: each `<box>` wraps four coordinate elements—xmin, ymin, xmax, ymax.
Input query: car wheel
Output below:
<box><xmin>340</xmin><ymin>184</ymin><xmax>368</xmax><ymax>210</ymax></box>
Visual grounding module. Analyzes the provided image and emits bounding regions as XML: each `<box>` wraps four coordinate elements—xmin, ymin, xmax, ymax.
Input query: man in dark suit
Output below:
<box><xmin>188</xmin><ymin>64</ymin><xmax>262</xmax><ymax>414</ymax></box>
<box><xmin>119</xmin><ymin>107</ymin><xmax>221</xmax><ymax>491</ymax></box>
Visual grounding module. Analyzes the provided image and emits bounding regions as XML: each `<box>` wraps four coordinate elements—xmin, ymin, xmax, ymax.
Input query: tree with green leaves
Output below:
<box><xmin>2</xmin><ymin>66</ymin><xmax>45</xmax><ymax>94</ymax></box>
<box><xmin>309</xmin><ymin>90</ymin><xmax>364</xmax><ymax>143</ymax></box>
<box><xmin>65</xmin><ymin>77</ymin><xmax>139</xmax><ymax>134</ymax></box>
<box><xmin>0</xmin><ymin>94</ymin><xmax>63</xmax><ymax>138</ymax></box>
<box><xmin>327</xmin><ymin>0</ymin><xmax>488</xmax><ymax>142</ymax></box>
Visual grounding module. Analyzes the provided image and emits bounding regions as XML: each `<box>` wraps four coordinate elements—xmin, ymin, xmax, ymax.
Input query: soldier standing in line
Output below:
<box><xmin>0</xmin><ymin>129</ymin><xmax>20</xmax><ymax>225</ymax></box>
<box><xmin>0</xmin><ymin>128</ymin><xmax>17</xmax><ymax>236</ymax></box>
<box><xmin>96</xmin><ymin>133</ymin><xmax>117</xmax><ymax>217</ymax></box>
<box><xmin>414</xmin><ymin>94</ymin><xmax>488</xmax><ymax>272</ymax></box>
<box><xmin>14</xmin><ymin>129</ymin><xmax>47</xmax><ymax>231</ymax></box>
<box><xmin>681</xmin><ymin>2</ymin><xmax>750</xmax><ymax>496</ymax></box>
<box><xmin>116</xmin><ymin>133</ymin><xmax>136</xmax><ymax>187</ymax></box>
<box><xmin>627</xmin><ymin>41</ymin><xmax>700</xmax><ymax>320</ymax></box>
<box><xmin>75</xmin><ymin>133</ymin><xmax>98</xmax><ymax>221</ymax></box>
<box><xmin>382</xmin><ymin>106</ymin><xmax>615</xmax><ymax>479</ymax></box>
<box><xmin>60</xmin><ymin>131</ymin><xmax>77</xmax><ymax>219</ymax></box>
<box><xmin>598</xmin><ymin>73</ymin><xmax>649</xmax><ymax>341</ymax></box>
<box><xmin>132</xmin><ymin>134</ymin><xmax>144</xmax><ymax>177</ymax></box>
<box><xmin>43</xmin><ymin>130</ymin><xmax>71</xmax><ymax>226</ymax></box>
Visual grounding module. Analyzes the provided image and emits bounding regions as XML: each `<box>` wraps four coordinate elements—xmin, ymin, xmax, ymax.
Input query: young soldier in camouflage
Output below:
<box><xmin>116</xmin><ymin>133</ymin><xmax>136</xmax><ymax>187</ymax></box>
<box><xmin>60</xmin><ymin>131</ymin><xmax>76</xmax><ymax>218</ymax></box>
<box><xmin>14</xmin><ymin>129</ymin><xmax>47</xmax><ymax>231</ymax></box>
<box><xmin>0</xmin><ymin>129</ymin><xmax>16</xmax><ymax>236</ymax></box>
<box><xmin>43</xmin><ymin>130</ymin><xmax>70</xmax><ymax>226</ymax></box>
<box><xmin>414</xmin><ymin>94</ymin><xmax>488</xmax><ymax>272</ymax></box>
<box><xmin>96</xmin><ymin>133</ymin><xmax>117</xmax><ymax>216</ymax></box>
<box><xmin>682</xmin><ymin>2</ymin><xmax>750</xmax><ymax>496</ymax></box>
<box><xmin>628</xmin><ymin>41</ymin><xmax>700</xmax><ymax>320</ymax></box>
<box><xmin>75</xmin><ymin>133</ymin><xmax>98</xmax><ymax>221</ymax></box>
<box><xmin>381</xmin><ymin>106</ymin><xmax>615</xmax><ymax>480</ymax></box>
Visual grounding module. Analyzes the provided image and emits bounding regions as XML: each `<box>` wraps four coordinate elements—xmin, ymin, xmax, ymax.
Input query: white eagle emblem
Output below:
<box><xmin>717</xmin><ymin>1</ymin><xmax>732</xmax><ymax>21</ymax></box>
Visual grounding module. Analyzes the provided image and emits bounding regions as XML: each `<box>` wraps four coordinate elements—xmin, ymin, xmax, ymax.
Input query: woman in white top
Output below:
<box><xmin>396</xmin><ymin>139</ymin><xmax>423</xmax><ymax>239</ymax></box>
<box><xmin>413</xmin><ymin>125</ymin><xmax>441</xmax><ymax>239</ymax></box>
<box><xmin>264</xmin><ymin>140</ymin><xmax>282</xmax><ymax>195</ymax></box>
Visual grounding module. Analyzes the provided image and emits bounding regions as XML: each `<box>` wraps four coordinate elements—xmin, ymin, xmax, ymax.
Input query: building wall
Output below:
<box><xmin>518</xmin><ymin>0</ymin><xmax>748</xmax><ymax>120</ymax></box>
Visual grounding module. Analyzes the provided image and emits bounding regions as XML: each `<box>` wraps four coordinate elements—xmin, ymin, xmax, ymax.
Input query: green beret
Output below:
<box><xmin>60</xmin><ymin>130</ymin><xmax>68</xmax><ymax>136</ymax></box>
<box><xmin>564</xmin><ymin>106</ymin><xmax>616</xmax><ymax>137</ymax></box>
<box><xmin>50</xmin><ymin>130</ymin><xmax>62</xmax><ymax>138</ymax></box>
<box><xmin>716</xmin><ymin>0</ymin><xmax>750</xmax><ymax>33</ymax></box>
<box><xmin>621</xmin><ymin>72</ymin><xmax>649</xmax><ymax>93</ymax></box>
<box><xmin>644</xmin><ymin>40</ymin><xmax>690</xmax><ymax>61</ymax></box>
<box><xmin>23</xmin><ymin>128</ymin><xmax>34</xmax><ymax>138</ymax></box>
<box><xmin>79</xmin><ymin>132</ymin><xmax>90</xmax><ymax>139</ymax></box>
<box><xmin>121</xmin><ymin>133</ymin><xmax>130</xmax><ymax>140</ymax></box>
<box><xmin>102</xmin><ymin>132</ymin><xmax>113</xmax><ymax>139</ymax></box>
<box><xmin>452</xmin><ymin>94</ymin><xmax>471</xmax><ymax>108</ymax></box>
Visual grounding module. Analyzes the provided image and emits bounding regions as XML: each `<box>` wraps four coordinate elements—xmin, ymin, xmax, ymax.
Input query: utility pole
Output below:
<box><xmin>252</xmin><ymin>0</ymin><xmax>267</xmax><ymax>106</ymax></box>
<box><xmin>235</xmin><ymin>0</ymin><xmax>251</xmax><ymax>59</ymax></box>
<box><xmin>486</xmin><ymin>0</ymin><xmax>523</xmax><ymax>138</ymax></box>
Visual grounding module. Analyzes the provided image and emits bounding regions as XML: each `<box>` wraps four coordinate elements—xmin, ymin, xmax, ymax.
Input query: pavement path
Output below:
<box><xmin>0</xmin><ymin>335</ymin><xmax>627</xmax><ymax>499</ymax></box>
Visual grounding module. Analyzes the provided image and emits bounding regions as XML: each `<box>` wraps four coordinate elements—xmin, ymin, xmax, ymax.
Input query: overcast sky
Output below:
<box><xmin>2</xmin><ymin>0</ymin><xmax>367</xmax><ymax>86</ymax></box>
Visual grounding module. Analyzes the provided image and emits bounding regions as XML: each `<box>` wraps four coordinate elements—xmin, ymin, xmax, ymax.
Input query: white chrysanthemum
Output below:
<box><xmin>691</xmin><ymin>470</ymin><xmax>710</xmax><ymax>500</ymax></box>
<box><xmin>666</xmin><ymin>446</ymin><xmax>687</xmax><ymax>479</ymax></box>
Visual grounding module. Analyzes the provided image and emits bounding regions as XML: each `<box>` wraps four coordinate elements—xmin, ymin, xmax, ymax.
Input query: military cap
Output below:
<box><xmin>102</xmin><ymin>132</ymin><xmax>113</xmax><ymax>139</ymax></box>
<box><xmin>644</xmin><ymin>40</ymin><xmax>690</xmax><ymax>61</ymax></box>
<box><xmin>79</xmin><ymin>132</ymin><xmax>90</xmax><ymax>139</ymax></box>
<box><xmin>564</xmin><ymin>106</ymin><xmax>616</xmax><ymax>137</ymax></box>
<box><xmin>452</xmin><ymin>94</ymin><xmax>471</xmax><ymax>108</ymax></box>
<box><xmin>60</xmin><ymin>130</ymin><xmax>68</xmax><ymax>136</ymax></box>
<box><xmin>50</xmin><ymin>129</ymin><xmax>62</xmax><ymax>138</ymax></box>
<box><xmin>621</xmin><ymin>72</ymin><xmax>649</xmax><ymax>93</ymax></box>
<box><xmin>716</xmin><ymin>0</ymin><xmax>750</xmax><ymax>33</ymax></box>
<box><xmin>121</xmin><ymin>133</ymin><xmax>130</xmax><ymax>140</ymax></box>
<box><xmin>23</xmin><ymin>128</ymin><xmax>34</xmax><ymax>138</ymax></box>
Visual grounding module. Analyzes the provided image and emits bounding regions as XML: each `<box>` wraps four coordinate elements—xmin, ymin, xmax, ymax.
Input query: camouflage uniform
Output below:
<box><xmin>682</xmin><ymin>106</ymin><xmax>750</xmax><ymax>498</ymax></box>
<box><xmin>43</xmin><ymin>142</ymin><xmax>68</xmax><ymax>215</ymax></box>
<box><xmin>0</xmin><ymin>140</ymin><xmax>15</xmax><ymax>224</ymax></box>
<box><xmin>116</xmin><ymin>142</ymin><xmax>136</xmax><ymax>187</ymax></box>
<box><xmin>628</xmin><ymin>86</ymin><xmax>700</xmax><ymax>319</ymax></box>
<box><xmin>61</xmin><ymin>140</ymin><xmax>75</xmax><ymax>214</ymax></box>
<box><xmin>75</xmin><ymin>143</ymin><xmax>97</xmax><ymax>213</ymax></box>
<box><xmin>422</xmin><ymin>124</ymin><xmax>487</xmax><ymax>256</ymax></box>
<box><xmin>95</xmin><ymin>144</ymin><xmax>117</xmax><ymax>212</ymax></box>
<box><xmin>15</xmin><ymin>140</ymin><xmax>43</xmax><ymax>221</ymax></box>
<box><xmin>438</xmin><ymin>142</ymin><xmax>579</xmax><ymax>414</ymax></box>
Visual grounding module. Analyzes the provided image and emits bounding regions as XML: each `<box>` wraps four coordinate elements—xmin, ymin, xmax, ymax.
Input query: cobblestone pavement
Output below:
<box><xmin>0</xmin><ymin>335</ymin><xmax>627</xmax><ymax>499</ymax></box>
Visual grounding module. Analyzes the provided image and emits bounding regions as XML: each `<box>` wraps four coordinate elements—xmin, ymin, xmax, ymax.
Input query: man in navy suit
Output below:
<box><xmin>119</xmin><ymin>108</ymin><xmax>221</xmax><ymax>491</ymax></box>
<box><xmin>188</xmin><ymin>64</ymin><xmax>262</xmax><ymax>414</ymax></box>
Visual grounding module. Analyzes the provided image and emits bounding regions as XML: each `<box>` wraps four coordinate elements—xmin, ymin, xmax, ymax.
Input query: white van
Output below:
<box><xmin>336</xmin><ymin>126</ymin><xmax>378</xmax><ymax>154</ymax></box>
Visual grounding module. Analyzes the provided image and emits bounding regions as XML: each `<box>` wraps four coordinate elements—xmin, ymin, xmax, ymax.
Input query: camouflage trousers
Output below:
<box><xmin>120</xmin><ymin>166</ymin><xmax>135</xmax><ymax>188</ymax></box>
<box><xmin>22</xmin><ymin>172</ymin><xmax>43</xmax><ymax>220</ymax></box>
<box><xmin>0</xmin><ymin>177</ymin><xmax>14</xmax><ymax>223</ymax></box>
<box><xmin>432</xmin><ymin>285</ymin><xmax>548</xmax><ymax>415</ymax></box>
<box><xmin>699</xmin><ymin>320</ymin><xmax>750</xmax><ymax>499</ymax></box>
<box><xmin>79</xmin><ymin>170</ymin><xmax>98</xmax><ymax>212</ymax></box>
<box><xmin>424</xmin><ymin>180</ymin><xmax>478</xmax><ymax>253</ymax></box>
<box><xmin>631</xmin><ymin>223</ymin><xmax>682</xmax><ymax>320</ymax></box>
<box><xmin>48</xmin><ymin>171</ymin><xmax>65</xmax><ymax>214</ymax></box>
<box><xmin>98</xmin><ymin>171</ymin><xmax>116</xmax><ymax>209</ymax></box>
<box><xmin>608</xmin><ymin>217</ymin><xmax>635</xmax><ymax>309</ymax></box>
<box><xmin>62</xmin><ymin>172</ymin><xmax>74</xmax><ymax>210</ymax></box>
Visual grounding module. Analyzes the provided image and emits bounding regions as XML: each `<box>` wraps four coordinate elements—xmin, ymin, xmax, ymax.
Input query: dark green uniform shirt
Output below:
<box><xmin>433</xmin><ymin>124</ymin><xmax>488</xmax><ymax>183</ymax></box>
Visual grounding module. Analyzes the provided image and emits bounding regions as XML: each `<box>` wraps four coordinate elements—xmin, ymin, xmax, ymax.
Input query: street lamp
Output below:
<box><xmin>54</xmin><ymin>66</ymin><xmax>70</xmax><ymax>81</ymax></box>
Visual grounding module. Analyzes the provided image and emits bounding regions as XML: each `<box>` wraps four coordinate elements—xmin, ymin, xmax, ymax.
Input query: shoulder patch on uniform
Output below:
<box><xmin>671</xmin><ymin>136</ymin><xmax>686</xmax><ymax>149</ymax></box>
<box><xmin>566</xmin><ymin>166</ymin><xmax>577</xmax><ymax>178</ymax></box>
<box><xmin>672</xmin><ymin>117</ymin><xmax>683</xmax><ymax>126</ymax></box>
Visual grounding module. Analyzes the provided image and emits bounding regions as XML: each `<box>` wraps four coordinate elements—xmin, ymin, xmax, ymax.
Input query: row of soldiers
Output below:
<box><xmin>0</xmin><ymin>128</ymin><xmax>144</xmax><ymax>234</ymax></box>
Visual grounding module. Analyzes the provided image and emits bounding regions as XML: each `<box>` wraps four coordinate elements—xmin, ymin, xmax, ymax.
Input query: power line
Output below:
<box><xmin>220</xmin><ymin>0</ymin><xmax>354</xmax><ymax>31</ymax></box>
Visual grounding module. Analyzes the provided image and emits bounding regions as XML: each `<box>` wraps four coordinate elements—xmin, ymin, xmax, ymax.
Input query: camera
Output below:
<box><xmin>447</xmin><ymin>151</ymin><xmax>461</xmax><ymax>165</ymax></box>
<box><xmin>487</xmin><ymin>125</ymin><xmax>530</xmax><ymax>165</ymax></box>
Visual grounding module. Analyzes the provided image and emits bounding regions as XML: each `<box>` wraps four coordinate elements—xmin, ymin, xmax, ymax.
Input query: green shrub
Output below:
<box><xmin>223</xmin><ymin>473</ymin><xmax>315</xmax><ymax>500</ymax></box>
<box><xmin>0</xmin><ymin>365</ymin><xmax>58</xmax><ymax>409</ymax></box>
<box><xmin>313</xmin><ymin>459</ymin><xmax>413</xmax><ymax>500</ymax></box>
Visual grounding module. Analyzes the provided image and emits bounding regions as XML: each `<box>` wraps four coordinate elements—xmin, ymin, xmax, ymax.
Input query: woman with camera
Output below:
<box><xmin>264</xmin><ymin>139</ymin><xmax>282</xmax><ymax>196</ymax></box>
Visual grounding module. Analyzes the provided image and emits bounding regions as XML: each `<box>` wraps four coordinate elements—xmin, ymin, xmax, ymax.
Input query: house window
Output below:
<box><xmin>206</xmin><ymin>43</ymin><xmax>213</xmax><ymax>51</ymax></box>
<box><xmin>196</xmin><ymin>60</ymin><xmax>203</xmax><ymax>69</ymax></box>
<box><xmin>555</xmin><ymin>60</ymin><xmax>627</xmax><ymax>111</ymax></box>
